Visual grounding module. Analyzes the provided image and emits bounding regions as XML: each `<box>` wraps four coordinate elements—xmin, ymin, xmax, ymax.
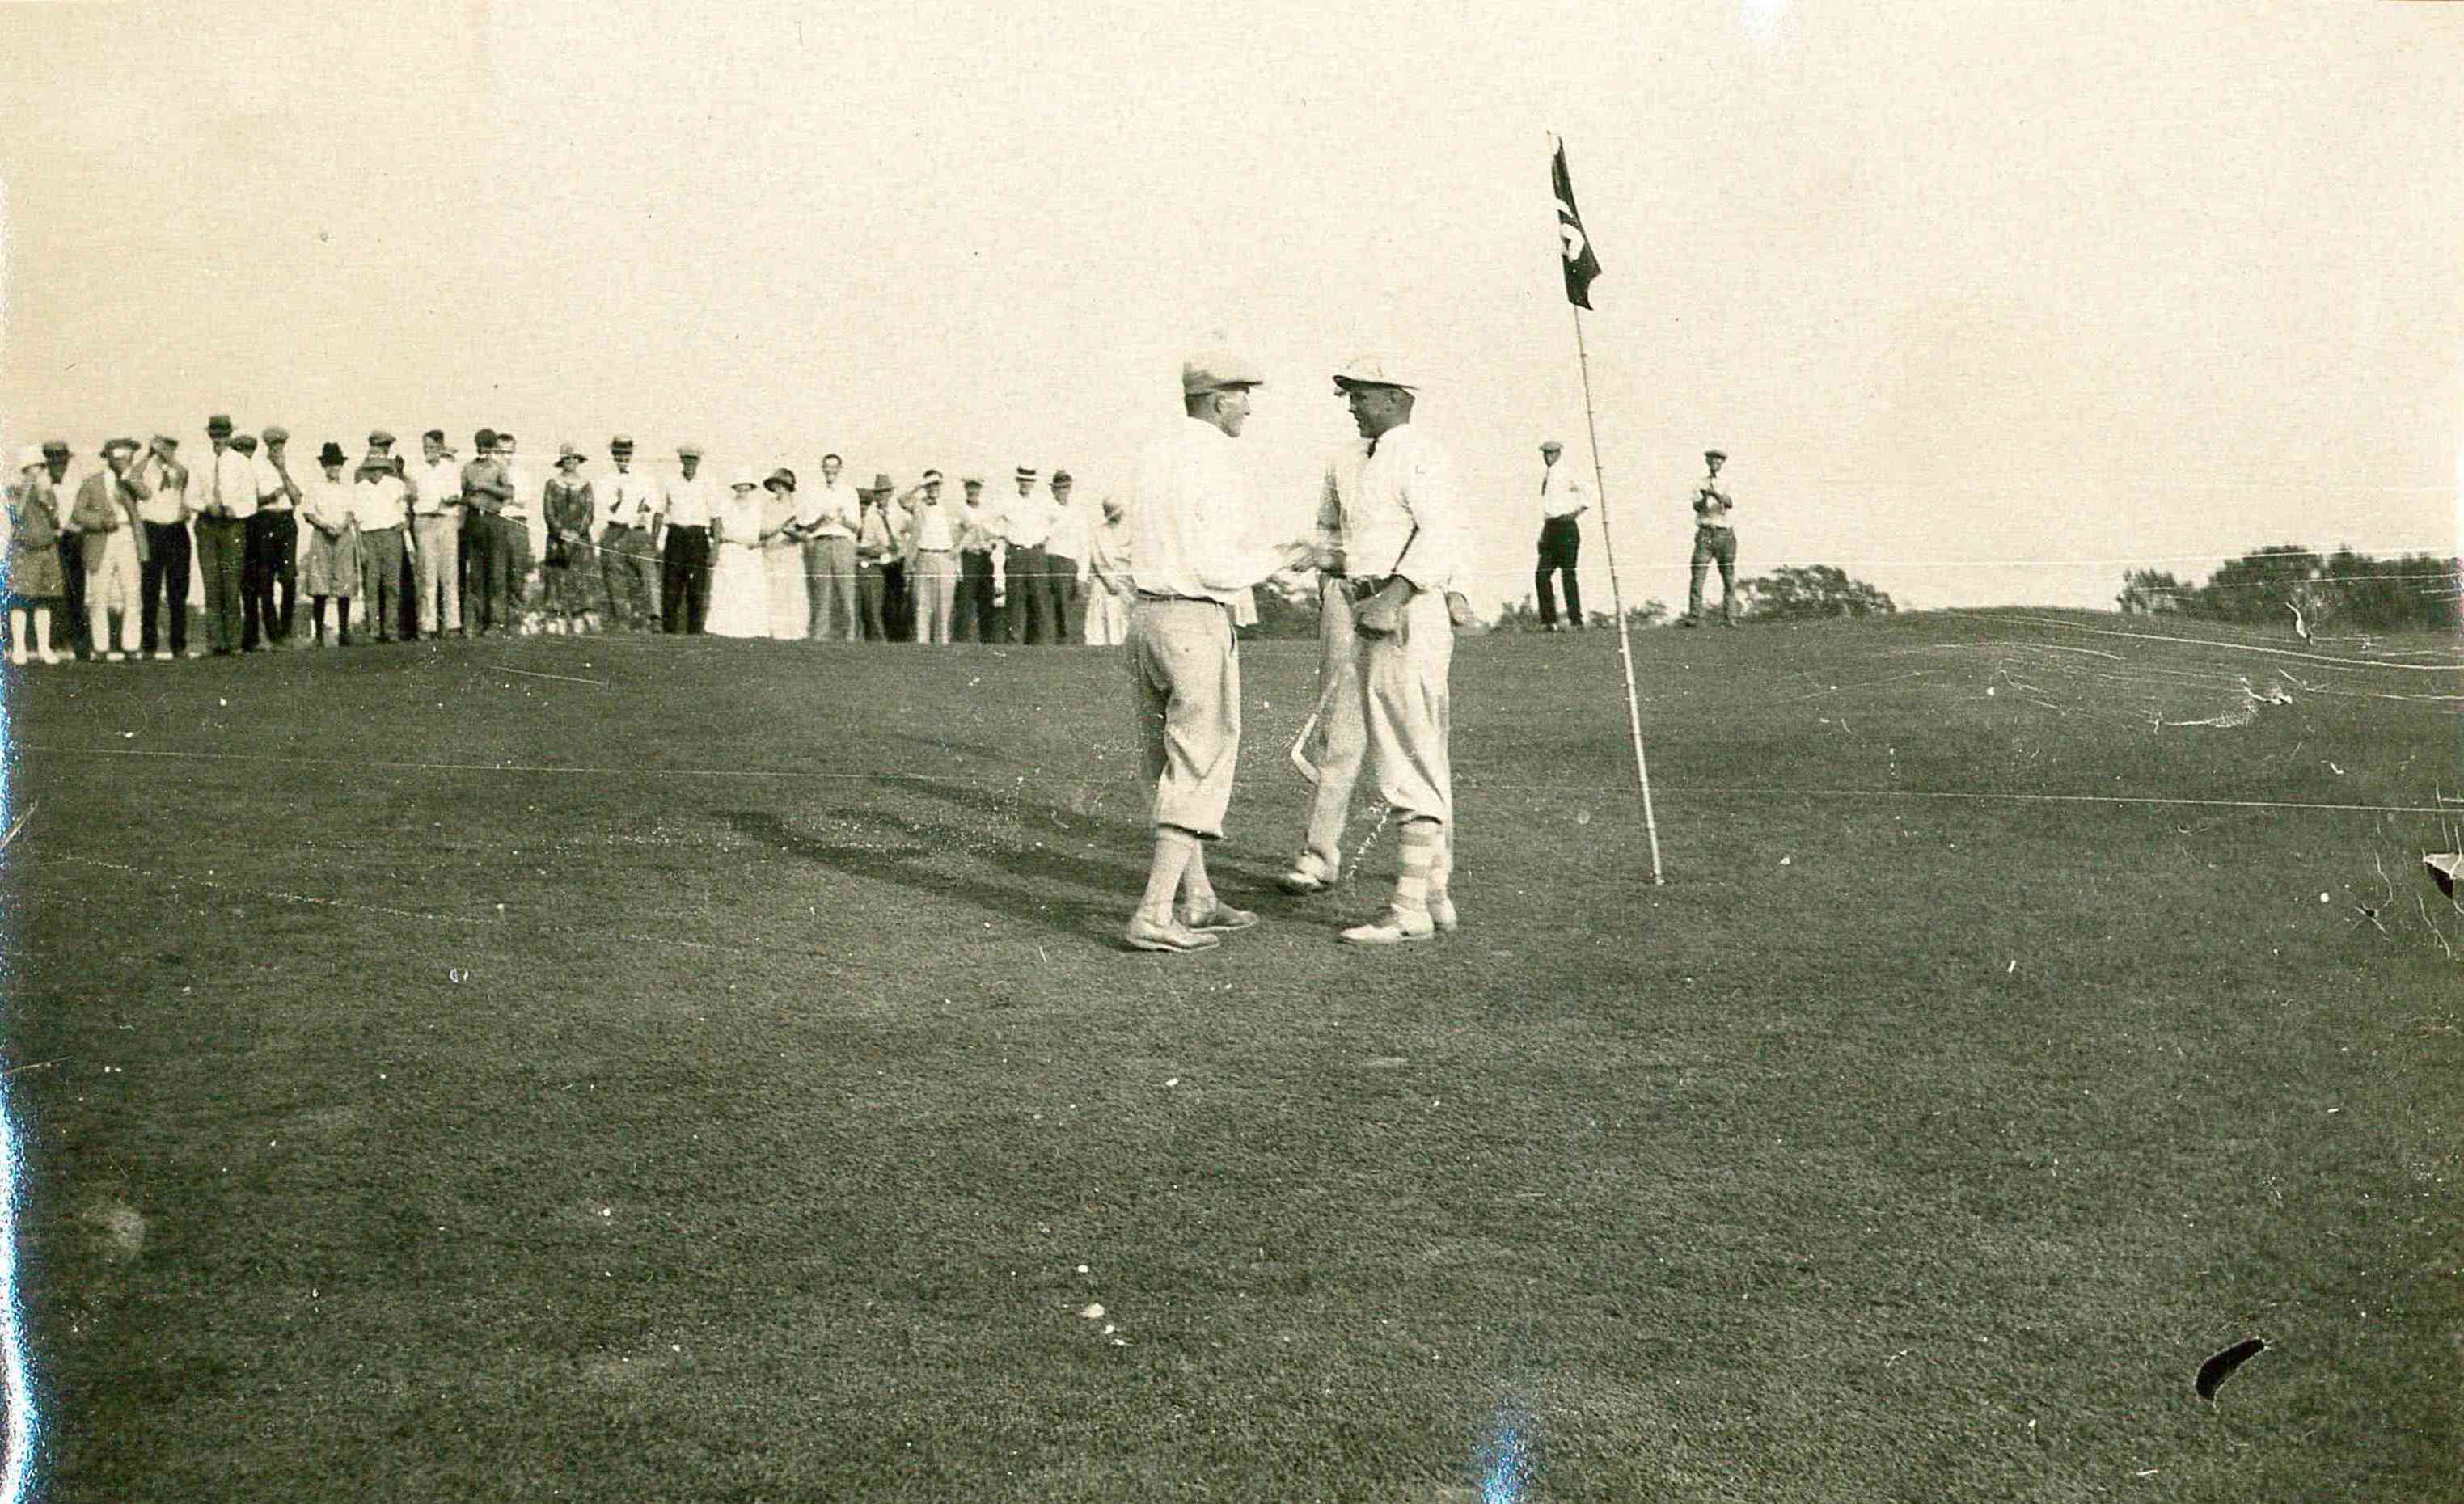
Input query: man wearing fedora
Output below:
<box><xmin>597</xmin><ymin>435</ymin><xmax>661</xmax><ymax>632</ymax></box>
<box><xmin>854</xmin><ymin>474</ymin><xmax>899</xmax><ymax>641</ymax></box>
<box><xmin>1683</xmin><ymin>447</ymin><xmax>1739</xmax><ymax>627</ymax></box>
<box><xmin>68</xmin><ymin>438</ymin><xmax>153</xmax><ymax>661</ymax></box>
<box><xmin>1532</xmin><ymin>438</ymin><xmax>1588</xmax><ymax>632</ymax></box>
<box><xmin>354</xmin><ymin>435</ymin><xmax>415</xmax><ymax>642</ymax></box>
<box><xmin>1118</xmin><ymin>349</ymin><xmax>1317</xmax><ymax>953</ymax></box>
<box><xmin>192</xmin><ymin>416</ymin><xmax>256</xmax><ymax>655</ymax></box>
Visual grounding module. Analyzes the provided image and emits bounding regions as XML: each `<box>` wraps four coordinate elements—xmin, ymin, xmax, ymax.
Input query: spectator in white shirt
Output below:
<box><xmin>596</xmin><ymin>435</ymin><xmax>662</xmax><ymax>632</ymax></box>
<box><xmin>244</xmin><ymin>426</ymin><xmax>302</xmax><ymax>649</ymax></box>
<box><xmin>352</xmin><ymin>441</ymin><xmax>415</xmax><ymax>643</ymax></box>
<box><xmin>1533</xmin><ymin>438</ymin><xmax>1588</xmax><ymax>632</ymax></box>
<box><xmin>409</xmin><ymin>429</ymin><xmax>463</xmax><ymax>637</ymax></box>
<box><xmin>298</xmin><ymin>442</ymin><xmax>362</xmax><ymax>646</ymax></box>
<box><xmin>661</xmin><ymin>443</ymin><xmax>715</xmax><ymax>633</ymax></box>
<box><xmin>797</xmin><ymin>453</ymin><xmax>861</xmax><ymax>641</ymax></box>
<box><xmin>131</xmin><ymin>435</ymin><xmax>195</xmax><ymax>659</ymax></box>
<box><xmin>1046</xmin><ymin>469</ymin><xmax>1089</xmax><ymax>645</ymax></box>
<box><xmin>193</xmin><ymin>415</ymin><xmax>256</xmax><ymax>655</ymax></box>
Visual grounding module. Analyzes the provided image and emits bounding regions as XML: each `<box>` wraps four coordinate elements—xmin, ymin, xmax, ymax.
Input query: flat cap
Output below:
<box><xmin>610</xmin><ymin>433</ymin><xmax>635</xmax><ymax>449</ymax></box>
<box><xmin>205</xmin><ymin>414</ymin><xmax>234</xmax><ymax>434</ymax></box>
<box><xmin>1183</xmin><ymin>349</ymin><xmax>1264</xmax><ymax>395</ymax></box>
<box><xmin>152</xmin><ymin>434</ymin><xmax>180</xmax><ymax>450</ymax></box>
<box><xmin>230</xmin><ymin>433</ymin><xmax>260</xmax><ymax>451</ymax></box>
<box><xmin>921</xmin><ymin>468</ymin><xmax>943</xmax><ymax>482</ymax></box>
<box><xmin>261</xmin><ymin>425</ymin><xmax>290</xmax><ymax>443</ymax></box>
<box><xmin>1331</xmin><ymin>355</ymin><xmax>1414</xmax><ymax>392</ymax></box>
<box><xmin>676</xmin><ymin>441</ymin><xmax>704</xmax><ymax>458</ymax></box>
<box><xmin>1704</xmin><ymin>448</ymin><xmax>1726</xmax><ymax>462</ymax></box>
<box><xmin>40</xmin><ymin>440</ymin><xmax>70</xmax><ymax>456</ymax></box>
<box><xmin>1050</xmin><ymin>469</ymin><xmax>1072</xmax><ymax>485</ymax></box>
<box><xmin>368</xmin><ymin>429</ymin><xmax>396</xmax><ymax>446</ymax></box>
<box><xmin>102</xmin><ymin>437</ymin><xmax>142</xmax><ymax>456</ymax></box>
<box><xmin>962</xmin><ymin>475</ymin><xmax>983</xmax><ymax>487</ymax></box>
<box><xmin>474</xmin><ymin>428</ymin><xmax>498</xmax><ymax>449</ymax></box>
<box><xmin>1539</xmin><ymin>439</ymin><xmax>1563</xmax><ymax>452</ymax></box>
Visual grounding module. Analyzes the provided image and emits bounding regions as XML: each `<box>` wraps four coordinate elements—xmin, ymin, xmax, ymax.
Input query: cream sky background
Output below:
<box><xmin>2</xmin><ymin>0</ymin><xmax>2458</xmax><ymax>615</ymax></box>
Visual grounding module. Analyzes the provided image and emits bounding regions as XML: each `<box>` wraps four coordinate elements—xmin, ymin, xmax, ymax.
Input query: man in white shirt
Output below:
<box><xmin>1118</xmin><ymin>350</ymin><xmax>1316</xmax><ymax>953</ymax></box>
<box><xmin>1046</xmin><ymin>469</ymin><xmax>1089</xmax><ymax>645</ymax></box>
<box><xmin>900</xmin><ymin>470</ymin><xmax>960</xmax><ymax>644</ymax></box>
<box><xmin>1322</xmin><ymin>356</ymin><xmax>1468</xmax><ymax>945</ymax></box>
<box><xmin>854</xmin><ymin>475</ymin><xmax>900</xmax><ymax>640</ymax></box>
<box><xmin>597</xmin><ymin>434</ymin><xmax>662</xmax><ymax>632</ymax></box>
<box><xmin>1533</xmin><ymin>438</ymin><xmax>1588</xmax><ymax>632</ymax></box>
<box><xmin>1000</xmin><ymin>465</ymin><xmax>1063</xmax><ymax>645</ymax></box>
<box><xmin>660</xmin><ymin>443</ymin><xmax>715</xmax><ymax>633</ymax></box>
<box><xmin>496</xmin><ymin>432</ymin><xmax>539</xmax><ymax>629</ymax></box>
<box><xmin>1081</xmin><ymin>495</ymin><xmax>1132</xmax><ymax>647</ymax></box>
<box><xmin>409</xmin><ymin>429</ymin><xmax>463</xmax><ymax>638</ymax></box>
<box><xmin>246</xmin><ymin>425</ymin><xmax>303</xmax><ymax>650</ymax></box>
<box><xmin>1682</xmin><ymin>447</ymin><xmax>1739</xmax><ymax>627</ymax></box>
<box><xmin>797</xmin><ymin>452</ymin><xmax>860</xmax><ymax>641</ymax></box>
<box><xmin>192</xmin><ymin>415</ymin><xmax>256</xmax><ymax>655</ymax></box>
<box><xmin>132</xmin><ymin>435</ymin><xmax>193</xmax><ymax>659</ymax></box>
<box><xmin>353</xmin><ymin>437</ymin><xmax>415</xmax><ymax>642</ymax></box>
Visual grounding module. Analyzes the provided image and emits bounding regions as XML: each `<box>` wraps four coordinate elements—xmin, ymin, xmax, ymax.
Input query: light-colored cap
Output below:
<box><xmin>1539</xmin><ymin>439</ymin><xmax>1562</xmax><ymax>453</ymax></box>
<box><xmin>677</xmin><ymin>441</ymin><xmax>704</xmax><ymax>458</ymax></box>
<box><xmin>261</xmin><ymin>425</ymin><xmax>290</xmax><ymax>443</ymax></box>
<box><xmin>1182</xmin><ymin>349</ymin><xmax>1264</xmax><ymax>395</ymax></box>
<box><xmin>1331</xmin><ymin>355</ymin><xmax>1414</xmax><ymax>392</ymax></box>
<box><xmin>730</xmin><ymin>470</ymin><xmax>759</xmax><ymax>489</ymax></box>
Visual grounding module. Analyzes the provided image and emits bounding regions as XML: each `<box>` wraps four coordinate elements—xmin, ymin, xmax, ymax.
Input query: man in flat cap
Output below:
<box><xmin>899</xmin><ymin>469</ymin><xmax>960</xmax><ymax>644</ymax></box>
<box><xmin>661</xmin><ymin>442</ymin><xmax>716</xmax><ymax>634</ymax></box>
<box><xmin>68</xmin><ymin>438</ymin><xmax>153</xmax><ymax>661</ymax></box>
<box><xmin>243</xmin><ymin>426</ymin><xmax>302</xmax><ymax>650</ymax></box>
<box><xmin>1313</xmin><ymin>356</ymin><xmax>1469</xmax><ymax>945</ymax></box>
<box><xmin>409</xmin><ymin>430</ymin><xmax>464</xmax><ymax>637</ymax></box>
<box><xmin>1118</xmin><ymin>350</ymin><xmax>1317</xmax><ymax>953</ymax></box>
<box><xmin>132</xmin><ymin>435</ymin><xmax>193</xmax><ymax>659</ymax></box>
<box><xmin>353</xmin><ymin>435</ymin><xmax>416</xmax><ymax>642</ymax></box>
<box><xmin>193</xmin><ymin>416</ymin><xmax>256</xmax><ymax>655</ymax></box>
<box><xmin>597</xmin><ymin>435</ymin><xmax>661</xmax><ymax>632</ymax></box>
<box><xmin>36</xmin><ymin>442</ymin><xmax>91</xmax><ymax>659</ymax></box>
<box><xmin>951</xmin><ymin>475</ymin><xmax>1000</xmax><ymax>644</ymax></box>
<box><xmin>459</xmin><ymin>429</ymin><xmax>518</xmax><ymax>635</ymax></box>
<box><xmin>1682</xmin><ymin>447</ymin><xmax>1739</xmax><ymax>627</ymax></box>
<box><xmin>1532</xmin><ymin>439</ymin><xmax>1589</xmax><ymax>632</ymax></box>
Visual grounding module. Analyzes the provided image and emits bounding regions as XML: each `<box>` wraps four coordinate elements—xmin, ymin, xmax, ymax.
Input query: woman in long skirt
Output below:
<box><xmin>297</xmin><ymin>443</ymin><xmax>362</xmax><ymax>644</ymax></box>
<box><xmin>704</xmin><ymin>472</ymin><xmax>769</xmax><ymax>639</ymax></box>
<box><xmin>542</xmin><ymin>445</ymin><xmax>598</xmax><ymax>634</ymax></box>
<box><xmin>6</xmin><ymin>447</ymin><xmax>67</xmax><ymax>665</ymax></box>
<box><xmin>761</xmin><ymin>468</ymin><xmax>809</xmax><ymax>639</ymax></box>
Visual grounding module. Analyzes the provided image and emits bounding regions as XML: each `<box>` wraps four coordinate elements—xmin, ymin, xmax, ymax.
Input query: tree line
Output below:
<box><xmin>2119</xmin><ymin>546</ymin><xmax>2462</xmax><ymax>632</ymax></box>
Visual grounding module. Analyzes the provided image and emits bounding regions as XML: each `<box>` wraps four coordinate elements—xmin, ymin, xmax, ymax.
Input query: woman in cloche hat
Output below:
<box><xmin>297</xmin><ymin>441</ymin><xmax>362</xmax><ymax>646</ymax></box>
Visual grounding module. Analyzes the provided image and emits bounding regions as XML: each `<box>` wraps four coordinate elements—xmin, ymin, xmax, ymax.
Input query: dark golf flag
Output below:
<box><xmin>1552</xmin><ymin>142</ymin><xmax>1603</xmax><ymax>309</ymax></box>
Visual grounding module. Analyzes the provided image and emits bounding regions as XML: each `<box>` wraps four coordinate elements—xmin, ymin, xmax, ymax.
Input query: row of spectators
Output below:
<box><xmin>4</xmin><ymin>423</ymin><xmax>1166</xmax><ymax>662</ymax></box>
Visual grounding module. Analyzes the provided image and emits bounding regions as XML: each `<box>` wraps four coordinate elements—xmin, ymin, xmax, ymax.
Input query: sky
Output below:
<box><xmin>2</xmin><ymin>0</ymin><xmax>2459</xmax><ymax>615</ymax></box>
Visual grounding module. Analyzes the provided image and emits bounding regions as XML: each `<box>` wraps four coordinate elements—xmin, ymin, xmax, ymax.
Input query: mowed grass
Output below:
<box><xmin>6</xmin><ymin>609</ymin><xmax>2459</xmax><ymax>1502</ymax></box>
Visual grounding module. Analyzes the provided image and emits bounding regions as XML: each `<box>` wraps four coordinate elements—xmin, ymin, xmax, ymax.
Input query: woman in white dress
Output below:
<box><xmin>704</xmin><ymin>472</ymin><xmax>769</xmax><ymax>638</ymax></box>
<box><xmin>760</xmin><ymin>468</ymin><xmax>809</xmax><ymax>639</ymax></box>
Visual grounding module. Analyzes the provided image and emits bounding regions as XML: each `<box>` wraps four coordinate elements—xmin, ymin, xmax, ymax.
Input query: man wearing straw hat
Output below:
<box><xmin>1118</xmin><ymin>349</ymin><xmax>1317</xmax><ymax>953</ymax></box>
<box><xmin>68</xmin><ymin>438</ymin><xmax>153</xmax><ymax>661</ymax></box>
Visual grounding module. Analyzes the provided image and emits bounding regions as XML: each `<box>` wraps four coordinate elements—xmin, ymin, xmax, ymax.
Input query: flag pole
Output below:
<box><xmin>1570</xmin><ymin>291</ymin><xmax>1666</xmax><ymax>885</ymax></box>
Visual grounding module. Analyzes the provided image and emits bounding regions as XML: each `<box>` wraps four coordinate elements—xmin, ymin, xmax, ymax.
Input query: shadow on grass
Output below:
<box><xmin>874</xmin><ymin>772</ymin><xmax>1291</xmax><ymax>886</ymax></box>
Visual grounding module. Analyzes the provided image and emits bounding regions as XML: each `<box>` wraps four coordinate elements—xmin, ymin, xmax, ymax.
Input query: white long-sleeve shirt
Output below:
<box><xmin>796</xmin><ymin>479</ymin><xmax>858</xmax><ymax>539</ymax></box>
<box><xmin>1538</xmin><ymin>460</ymin><xmax>1587</xmax><ymax>522</ymax></box>
<box><xmin>201</xmin><ymin>445</ymin><xmax>258</xmax><ymax>520</ymax></box>
<box><xmin>1122</xmin><ymin>416</ymin><xmax>1285</xmax><ymax>606</ymax></box>
<box><xmin>1329</xmin><ymin>421</ymin><xmax>1466</xmax><ymax>595</ymax></box>
<box><xmin>598</xmin><ymin>467</ymin><xmax>662</xmax><ymax>530</ymax></box>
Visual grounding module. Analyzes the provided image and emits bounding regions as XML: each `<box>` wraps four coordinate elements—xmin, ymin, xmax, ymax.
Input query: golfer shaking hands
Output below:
<box><xmin>1118</xmin><ymin>350</ymin><xmax>1318</xmax><ymax>954</ymax></box>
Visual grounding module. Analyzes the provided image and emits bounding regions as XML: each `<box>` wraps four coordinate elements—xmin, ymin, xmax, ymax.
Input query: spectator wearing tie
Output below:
<box><xmin>595</xmin><ymin>435</ymin><xmax>661</xmax><ymax>632</ymax></box>
<box><xmin>69</xmin><ymin>438</ymin><xmax>152</xmax><ymax>661</ymax></box>
<box><xmin>854</xmin><ymin>475</ymin><xmax>898</xmax><ymax>641</ymax></box>
<box><xmin>245</xmin><ymin>426</ymin><xmax>302</xmax><ymax>650</ymax></box>
<box><xmin>1532</xmin><ymin>438</ymin><xmax>1587</xmax><ymax>632</ymax></box>
<box><xmin>660</xmin><ymin>442</ymin><xmax>716</xmax><ymax>634</ymax></box>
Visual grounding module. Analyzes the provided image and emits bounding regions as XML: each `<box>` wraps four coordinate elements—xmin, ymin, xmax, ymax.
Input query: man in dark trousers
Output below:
<box><xmin>1532</xmin><ymin>438</ymin><xmax>1587</xmax><ymax>632</ymax></box>
<box><xmin>1682</xmin><ymin>447</ymin><xmax>1739</xmax><ymax>627</ymax></box>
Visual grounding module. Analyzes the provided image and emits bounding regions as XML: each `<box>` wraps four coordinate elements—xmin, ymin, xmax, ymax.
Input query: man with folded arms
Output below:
<box><xmin>797</xmin><ymin>452</ymin><xmax>860</xmax><ymax>641</ymax></box>
<box><xmin>1119</xmin><ymin>350</ymin><xmax>1317</xmax><ymax>953</ymax></box>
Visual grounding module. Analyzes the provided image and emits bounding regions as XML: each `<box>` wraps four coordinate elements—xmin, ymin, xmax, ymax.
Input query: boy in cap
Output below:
<box><xmin>1119</xmin><ymin>350</ymin><xmax>1318</xmax><ymax>952</ymax></box>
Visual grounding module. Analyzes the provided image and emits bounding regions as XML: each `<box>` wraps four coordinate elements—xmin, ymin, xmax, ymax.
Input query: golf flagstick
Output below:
<box><xmin>1556</xmin><ymin>134</ymin><xmax>1665</xmax><ymax>885</ymax></box>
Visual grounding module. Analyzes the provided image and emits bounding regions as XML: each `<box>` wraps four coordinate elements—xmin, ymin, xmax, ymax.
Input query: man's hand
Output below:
<box><xmin>1352</xmin><ymin>577</ymin><xmax>1414</xmax><ymax>636</ymax></box>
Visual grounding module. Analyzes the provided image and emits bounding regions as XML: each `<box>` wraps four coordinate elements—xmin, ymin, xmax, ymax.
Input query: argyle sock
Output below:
<box><xmin>1428</xmin><ymin>825</ymin><xmax>1453</xmax><ymax>906</ymax></box>
<box><xmin>1139</xmin><ymin>827</ymin><xmax>1202</xmax><ymax>922</ymax></box>
<box><xmin>1391</xmin><ymin>818</ymin><xmax>1442</xmax><ymax>917</ymax></box>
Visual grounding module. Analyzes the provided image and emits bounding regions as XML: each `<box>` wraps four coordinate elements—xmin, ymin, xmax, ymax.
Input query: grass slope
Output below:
<box><xmin>6</xmin><ymin>610</ymin><xmax>2459</xmax><ymax>1502</ymax></box>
